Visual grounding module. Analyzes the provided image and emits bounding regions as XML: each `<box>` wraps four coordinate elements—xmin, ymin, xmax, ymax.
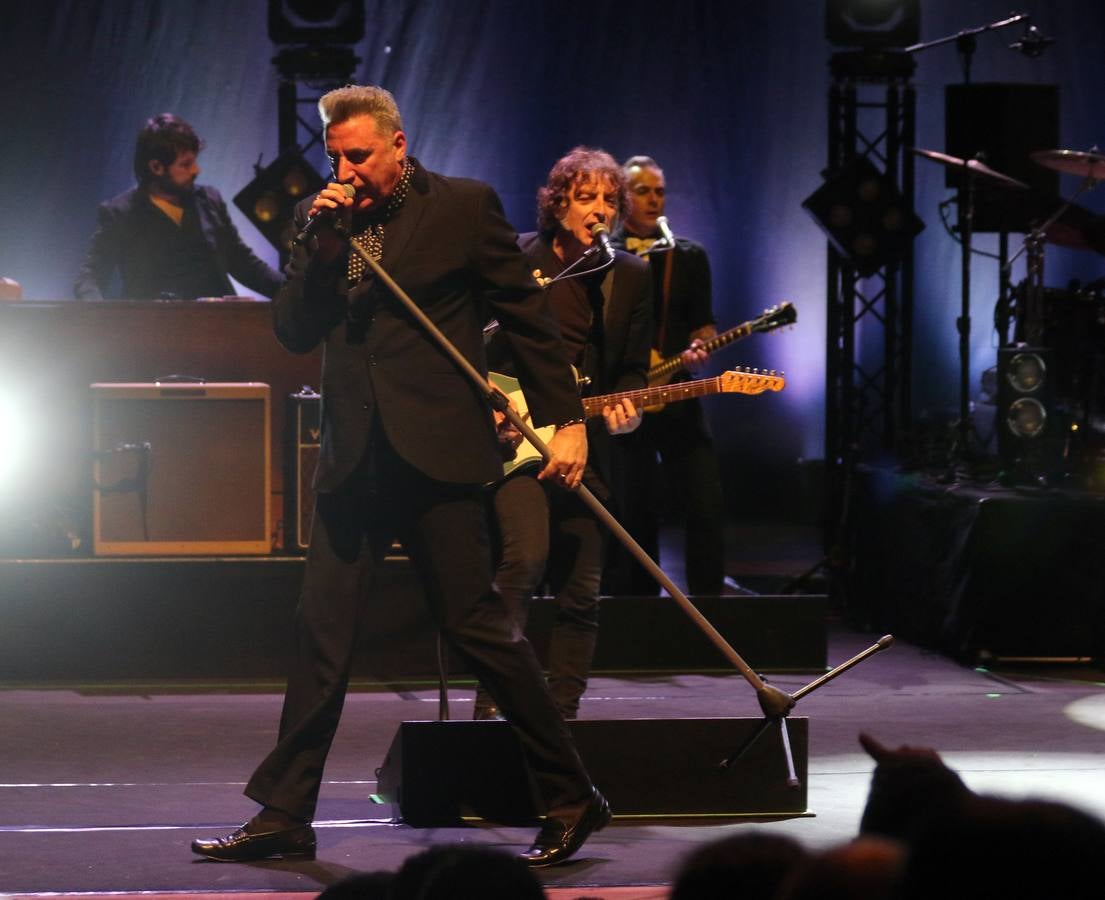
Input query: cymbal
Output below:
<box><xmin>985</xmin><ymin>187</ymin><xmax>1105</xmax><ymax>253</ymax></box>
<box><xmin>911</xmin><ymin>147</ymin><xmax>1029</xmax><ymax>190</ymax></box>
<box><xmin>1030</xmin><ymin>149</ymin><xmax>1105</xmax><ymax>179</ymax></box>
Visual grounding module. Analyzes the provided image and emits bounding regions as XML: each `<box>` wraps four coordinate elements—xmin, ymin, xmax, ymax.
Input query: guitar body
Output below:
<box><xmin>489</xmin><ymin>371</ymin><xmax>555</xmax><ymax>478</ymax></box>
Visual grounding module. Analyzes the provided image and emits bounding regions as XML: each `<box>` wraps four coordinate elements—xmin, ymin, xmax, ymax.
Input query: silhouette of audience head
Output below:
<box><xmin>315</xmin><ymin>869</ymin><xmax>394</xmax><ymax>900</ymax></box>
<box><xmin>899</xmin><ymin>793</ymin><xmax>1105</xmax><ymax>899</ymax></box>
<box><xmin>856</xmin><ymin>731</ymin><xmax>974</xmax><ymax>842</ymax></box>
<box><xmin>775</xmin><ymin>836</ymin><xmax>903</xmax><ymax>900</ymax></box>
<box><xmin>389</xmin><ymin>843</ymin><xmax>546</xmax><ymax>899</ymax></box>
<box><xmin>669</xmin><ymin>831</ymin><xmax>809</xmax><ymax>900</ymax></box>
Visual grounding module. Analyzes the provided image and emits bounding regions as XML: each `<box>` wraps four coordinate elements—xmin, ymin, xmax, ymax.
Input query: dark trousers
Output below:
<box><xmin>478</xmin><ymin>472</ymin><xmax>604</xmax><ymax>719</ymax></box>
<box><xmin>245</xmin><ymin>434</ymin><xmax>591</xmax><ymax>820</ymax></box>
<box><xmin>605</xmin><ymin>403</ymin><xmax>726</xmax><ymax>596</ymax></box>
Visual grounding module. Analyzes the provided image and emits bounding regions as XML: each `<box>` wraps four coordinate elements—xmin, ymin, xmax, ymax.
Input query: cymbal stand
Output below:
<box><xmin>950</xmin><ymin>156</ymin><xmax>980</xmax><ymax>463</ymax></box>
<box><xmin>1003</xmin><ymin>172</ymin><xmax>1101</xmax><ymax>344</ymax></box>
<box><xmin>719</xmin><ymin>635</ymin><xmax>895</xmax><ymax>785</ymax></box>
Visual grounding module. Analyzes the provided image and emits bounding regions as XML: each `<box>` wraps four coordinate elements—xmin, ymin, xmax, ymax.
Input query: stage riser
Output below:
<box><xmin>0</xmin><ymin>559</ymin><xmax>825</xmax><ymax>681</ymax></box>
<box><xmin>376</xmin><ymin>718</ymin><xmax>809</xmax><ymax>825</ymax></box>
<box><xmin>852</xmin><ymin>466</ymin><xmax>1105</xmax><ymax>661</ymax></box>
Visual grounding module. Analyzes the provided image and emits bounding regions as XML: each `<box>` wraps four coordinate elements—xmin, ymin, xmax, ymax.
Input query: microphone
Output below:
<box><xmin>293</xmin><ymin>184</ymin><xmax>356</xmax><ymax>244</ymax></box>
<box><xmin>591</xmin><ymin>222</ymin><xmax>616</xmax><ymax>261</ymax></box>
<box><xmin>1009</xmin><ymin>25</ymin><xmax>1054</xmax><ymax>58</ymax></box>
<box><xmin>656</xmin><ymin>215</ymin><xmax>676</xmax><ymax>247</ymax></box>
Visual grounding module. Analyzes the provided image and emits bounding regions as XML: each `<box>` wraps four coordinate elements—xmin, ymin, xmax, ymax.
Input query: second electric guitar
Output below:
<box><xmin>645</xmin><ymin>301</ymin><xmax>796</xmax><ymax>411</ymax></box>
<box><xmin>492</xmin><ymin>368</ymin><xmax>785</xmax><ymax>478</ymax></box>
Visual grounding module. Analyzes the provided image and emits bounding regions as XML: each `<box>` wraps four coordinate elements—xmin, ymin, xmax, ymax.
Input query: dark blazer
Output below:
<box><xmin>272</xmin><ymin>163</ymin><xmax>584</xmax><ymax>491</ymax></box>
<box><xmin>74</xmin><ymin>185</ymin><xmax>283</xmax><ymax>300</ymax></box>
<box><xmin>611</xmin><ymin>228</ymin><xmax>714</xmax><ymax>358</ymax></box>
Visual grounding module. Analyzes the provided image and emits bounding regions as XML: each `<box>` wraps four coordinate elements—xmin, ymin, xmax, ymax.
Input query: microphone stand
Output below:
<box><xmin>349</xmin><ymin>239</ymin><xmax>895</xmax><ymax>786</ymax></box>
<box><xmin>903</xmin><ymin>13</ymin><xmax>1028</xmax><ymax>84</ymax></box>
<box><xmin>719</xmin><ymin>635</ymin><xmax>894</xmax><ymax>781</ymax></box>
<box><xmin>542</xmin><ymin>245</ymin><xmax>613</xmax><ymax>285</ymax></box>
<box><xmin>951</xmin><ymin>156</ymin><xmax>979</xmax><ymax>465</ymax></box>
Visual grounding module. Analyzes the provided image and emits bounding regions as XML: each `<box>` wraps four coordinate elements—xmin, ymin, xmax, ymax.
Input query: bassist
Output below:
<box><xmin>607</xmin><ymin>156</ymin><xmax>727</xmax><ymax>597</ymax></box>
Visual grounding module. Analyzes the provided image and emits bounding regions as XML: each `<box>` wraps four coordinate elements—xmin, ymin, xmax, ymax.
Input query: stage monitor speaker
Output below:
<box><xmin>375</xmin><ymin>718</ymin><xmax>809</xmax><ymax>826</ymax></box>
<box><xmin>284</xmin><ymin>388</ymin><xmax>320</xmax><ymax>553</ymax></box>
<box><xmin>945</xmin><ymin>83</ymin><xmax>1060</xmax><ymax>234</ymax></box>
<box><xmin>91</xmin><ymin>382</ymin><xmax>271</xmax><ymax>556</ymax></box>
<box><xmin>995</xmin><ymin>347</ymin><xmax>1068</xmax><ymax>483</ymax></box>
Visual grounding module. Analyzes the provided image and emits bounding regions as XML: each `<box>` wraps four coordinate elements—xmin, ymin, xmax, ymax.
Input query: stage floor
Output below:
<box><xmin>4</xmin><ymin>622</ymin><xmax>1105</xmax><ymax>896</ymax></box>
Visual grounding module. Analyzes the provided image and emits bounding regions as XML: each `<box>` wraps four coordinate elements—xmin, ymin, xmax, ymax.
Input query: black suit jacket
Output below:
<box><xmin>74</xmin><ymin>185</ymin><xmax>283</xmax><ymax>300</ymax></box>
<box><xmin>273</xmin><ymin>163</ymin><xmax>584</xmax><ymax>491</ymax></box>
<box><xmin>610</xmin><ymin>228</ymin><xmax>714</xmax><ymax>358</ymax></box>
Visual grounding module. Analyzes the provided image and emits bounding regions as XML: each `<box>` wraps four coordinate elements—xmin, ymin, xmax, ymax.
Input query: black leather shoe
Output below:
<box><xmin>191</xmin><ymin>822</ymin><xmax>316</xmax><ymax>862</ymax></box>
<box><xmin>519</xmin><ymin>788</ymin><xmax>611</xmax><ymax>868</ymax></box>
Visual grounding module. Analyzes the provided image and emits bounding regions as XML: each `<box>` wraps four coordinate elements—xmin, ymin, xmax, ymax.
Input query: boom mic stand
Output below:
<box><xmin>350</xmin><ymin>239</ymin><xmax>894</xmax><ymax>784</ymax></box>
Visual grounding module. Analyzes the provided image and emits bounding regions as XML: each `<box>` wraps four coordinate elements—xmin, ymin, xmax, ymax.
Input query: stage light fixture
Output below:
<box><xmin>825</xmin><ymin>0</ymin><xmax>920</xmax><ymax>49</ymax></box>
<box><xmin>269</xmin><ymin>0</ymin><xmax>365</xmax><ymax>45</ymax></box>
<box><xmin>233</xmin><ymin>149</ymin><xmax>326</xmax><ymax>257</ymax></box>
<box><xmin>802</xmin><ymin>156</ymin><xmax>924</xmax><ymax>277</ymax></box>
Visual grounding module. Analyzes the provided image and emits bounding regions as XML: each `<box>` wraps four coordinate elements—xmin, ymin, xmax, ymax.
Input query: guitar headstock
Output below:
<box><xmin>751</xmin><ymin>301</ymin><xmax>797</xmax><ymax>334</ymax></box>
<box><xmin>719</xmin><ymin>367</ymin><xmax>786</xmax><ymax>395</ymax></box>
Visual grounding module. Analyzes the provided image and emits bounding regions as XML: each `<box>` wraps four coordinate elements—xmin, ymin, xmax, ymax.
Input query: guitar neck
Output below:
<box><xmin>647</xmin><ymin>323</ymin><xmax>754</xmax><ymax>379</ymax></box>
<box><xmin>581</xmin><ymin>376</ymin><xmax>725</xmax><ymax>417</ymax></box>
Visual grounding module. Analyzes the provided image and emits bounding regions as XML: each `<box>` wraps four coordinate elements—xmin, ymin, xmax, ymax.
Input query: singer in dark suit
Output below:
<box><xmin>191</xmin><ymin>86</ymin><xmax>610</xmax><ymax>868</ymax></box>
<box><xmin>74</xmin><ymin>113</ymin><xmax>282</xmax><ymax>301</ymax></box>
<box><xmin>474</xmin><ymin>147</ymin><xmax>653</xmax><ymax>721</ymax></box>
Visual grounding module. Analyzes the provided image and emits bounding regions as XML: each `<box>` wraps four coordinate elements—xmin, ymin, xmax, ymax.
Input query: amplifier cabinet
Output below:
<box><xmin>91</xmin><ymin>382</ymin><xmax>271</xmax><ymax>556</ymax></box>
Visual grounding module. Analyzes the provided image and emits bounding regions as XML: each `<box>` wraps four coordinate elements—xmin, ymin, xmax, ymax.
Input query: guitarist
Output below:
<box><xmin>606</xmin><ymin>156</ymin><xmax>727</xmax><ymax>597</ymax></box>
<box><xmin>477</xmin><ymin>147</ymin><xmax>653</xmax><ymax>720</ymax></box>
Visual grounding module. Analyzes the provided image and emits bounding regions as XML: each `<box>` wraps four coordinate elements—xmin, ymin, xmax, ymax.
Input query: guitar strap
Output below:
<box><xmin>655</xmin><ymin>249</ymin><xmax>674</xmax><ymax>352</ymax></box>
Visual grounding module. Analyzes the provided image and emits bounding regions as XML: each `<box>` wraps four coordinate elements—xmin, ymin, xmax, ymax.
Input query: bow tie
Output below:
<box><xmin>624</xmin><ymin>235</ymin><xmax>657</xmax><ymax>255</ymax></box>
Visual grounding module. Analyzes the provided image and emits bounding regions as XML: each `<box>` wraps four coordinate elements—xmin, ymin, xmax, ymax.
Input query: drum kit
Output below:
<box><xmin>913</xmin><ymin>145</ymin><xmax>1105</xmax><ymax>477</ymax></box>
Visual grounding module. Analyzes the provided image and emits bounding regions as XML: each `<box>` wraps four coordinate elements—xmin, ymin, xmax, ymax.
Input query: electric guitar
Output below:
<box><xmin>491</xmin><ymin>368</ymin><xmax>785</xmax><ymax>478</ymax></box>
<box><xmin>645</xmin><ymin>301</ymin><xmax>796</xmax><ymax>410</ymax></box>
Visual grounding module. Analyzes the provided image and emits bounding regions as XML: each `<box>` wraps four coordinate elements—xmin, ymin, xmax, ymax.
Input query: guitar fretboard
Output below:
<box><xmin>647</xmin><ymin>325</ymin><xmax>754</xmax><ymax>379</ymax></box>
<box><xmin>581</xmin><ymin>377</ymin><xmax>726</xmax><ymax>417</ymax></box>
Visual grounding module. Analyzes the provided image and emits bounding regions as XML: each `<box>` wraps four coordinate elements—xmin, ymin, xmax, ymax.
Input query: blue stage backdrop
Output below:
<box><xmin>1</xmin><ymin>1</ymin><xmax>1103</xmax><ymax>514</ymax></box>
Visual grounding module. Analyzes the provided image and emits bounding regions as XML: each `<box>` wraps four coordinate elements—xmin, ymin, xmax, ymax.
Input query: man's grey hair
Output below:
<box><xmin>623</xmin><ymin>155</ymin><xmax>662</xmax><ymax>174</ymax></box>
<box><xmin>318</xmin><ymin>85</ymin><xmax>403</xmax><ymax>134</ymax></box>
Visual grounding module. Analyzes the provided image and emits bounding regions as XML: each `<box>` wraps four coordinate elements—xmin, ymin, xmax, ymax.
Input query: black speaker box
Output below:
<box><xmin>91</xmin><ymin>382</ymin><xmax>271</xmax><ymax>555</ymax></box>
<box><xmin>375</xmin><ymin>717</ymin><xmax>809</xmax><ymax>826</ymax></box>
<box><xmin>945</xmin><ymin>84</ymin><xmax>1059</xmax><ymax>234</ymax></box>
<box><xmin>283</xmin><ymin>389</ymin><xmax>320</xmax><ymax>552</ymax></box>
<box><xmin>995</xmin><ymin>346</ymin><xmax>1067</xmax><ymax>480</ymax></box>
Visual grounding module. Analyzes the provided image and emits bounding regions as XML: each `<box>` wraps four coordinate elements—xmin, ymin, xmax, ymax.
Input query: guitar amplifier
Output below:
<box><xmin>91</xmin><ymin>382</ymin><xmax>271</xmax><ymax>556</ymax></box>
<box><xmin>284</xmin><ymin>388</ymin><xmax>320</xmax><ymax>553</ymax></box>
